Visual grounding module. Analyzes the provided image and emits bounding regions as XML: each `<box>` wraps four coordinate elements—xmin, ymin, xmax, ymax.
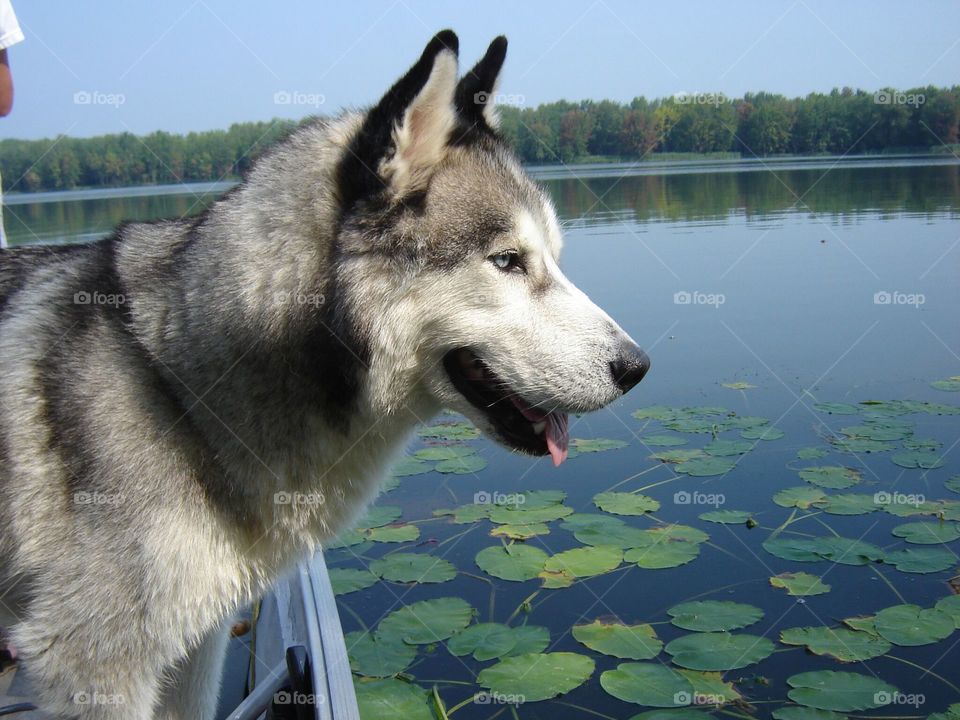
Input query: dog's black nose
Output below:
<box><xmin>610</xmin><ymin>344</ymin><xmax>650</xmax><ymax>394</ymax></box>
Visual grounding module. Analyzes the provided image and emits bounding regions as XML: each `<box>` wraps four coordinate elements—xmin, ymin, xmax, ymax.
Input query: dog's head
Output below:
<box><xmin>335</xmin><ymin>31</ymin><xmax>649</xmax><ymax>465</ymax></box>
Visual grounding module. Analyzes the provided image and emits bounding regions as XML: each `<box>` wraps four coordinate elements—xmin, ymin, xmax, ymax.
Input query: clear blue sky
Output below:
<box><xmin>4</xmin><ymin>0</ymin><xmax>959</xmax><ymax>140</ymax></box>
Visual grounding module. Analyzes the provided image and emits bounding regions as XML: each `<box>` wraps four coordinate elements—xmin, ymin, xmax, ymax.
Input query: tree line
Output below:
<box><xmin>2</xmin><ymin>86</ymin><xmax>958</xmax><ymax>193</ymax></box>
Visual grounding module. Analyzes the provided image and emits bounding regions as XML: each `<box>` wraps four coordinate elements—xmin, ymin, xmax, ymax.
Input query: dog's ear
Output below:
<box><xmin>455</xmin><ymin>36</ymin><xmax>508</xmax><ymax>130</ymax></box>
<box><xmin>339</xmin><ymin>30</ymin><xmax>459</xmax><ymax>206</ymax></box>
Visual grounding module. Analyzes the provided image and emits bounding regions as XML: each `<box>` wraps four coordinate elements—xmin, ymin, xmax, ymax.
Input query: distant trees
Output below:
<box><xmin>1</xmin><ymin>86</ymin><xmax>958</xmax><ymax>193</ymax></box>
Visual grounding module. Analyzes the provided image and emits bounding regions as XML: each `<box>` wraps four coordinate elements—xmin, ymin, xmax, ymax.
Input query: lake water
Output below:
<box><xmin>6</xmin><ymin>158</ymin><xmax>960</xmax><ymax>719</ymax></box>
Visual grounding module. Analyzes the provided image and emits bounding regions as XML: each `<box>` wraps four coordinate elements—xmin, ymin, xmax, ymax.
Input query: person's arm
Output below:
<box><xmin>0</xmin><ymin>48</ymin><xmax>12</xmax><ymax>116</ymax></box>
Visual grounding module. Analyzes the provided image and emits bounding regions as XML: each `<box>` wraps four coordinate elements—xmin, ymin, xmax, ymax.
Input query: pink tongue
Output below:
<box><xmin>545</xmin><ymin>412</ymin><xmax>569</xmax><ymax>467</ymax></box>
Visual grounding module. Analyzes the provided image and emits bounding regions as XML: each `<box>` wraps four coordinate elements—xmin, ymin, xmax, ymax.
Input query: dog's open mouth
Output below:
<box><xmin>442</xmin><ymin>348</ymin><xmax>569</xmax><ymax>466</ymax></box>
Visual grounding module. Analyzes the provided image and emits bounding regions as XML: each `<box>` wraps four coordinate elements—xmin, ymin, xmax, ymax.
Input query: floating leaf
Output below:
<box><xmin>892</xmin><ymin>521</ymin><xmax>960</xmax><ymax>545</ymax></box>
<box><xmin>475</xmin><ymin>544</ymin><xmax>548</xmax><ymax>582</ymax></box>
<box><xmin>891</xmin><ymin>450</ymin><xmax>945</xmax><ymax>469</ymax></box>
<box><xmin>447</xmin><ymin>623</ymin><xmax>517</xmax><ymax>661</ymax></box>
<box><xmin>435</xmin><ymin>454</ymin><xmax>488</xmax><ymax>474</ymax></box>
<box><xmin>667</xmin><ymin>601</ymin><xmax>763</xmax><ymax>632</ymax></box>
<box><xmin>786</xmin><ymin>670</ymin><xmax>896</xmax><ymax>711</ymax></box>
<box><xmin>699</xmin><ymin>509</ymin><xmax>754</xmax><ymax>524</ymax></box>
<box><xmin>325</xmin><ymin>529</ymin><xmax>367</xmax><ymax>550</ymax></box>
<box><xmin>798</xmin><ymin>466</ymin><xmax>861</xmax><ymax>490</ymax></box>
<box><xmin>377</xmin><ymin>597</ymin><xmax>473</xmax><ymax>644</ymax></box>
<box><xmin>797</xmin><ymin>447</ymin><xmax>829</xmax><ymax>460</ymax></box>
<box><xmin>418</xmin><ymin>421</ymin><xmax>480</xmax><ymax>441</ymax></box>
<box><xmin>644</xmin><ymin>434</ymin><xmax>689</xmax><ymax>447</ymax></box>
<box><xmin>885</xmin><ymin>547</ymin><xmax>956</xmax><ymax>574</ymax></box>
<box><xmin>935</xmin><ymin>595</ymin><xmax>960</xmax><ymax>628</ymax></box>
<box><xmin>722</xmin><ymin>381</ymin><xmax>756</xmax><ymax>390</ymax></box>
<box><xmin>946</xmin><ymin>476</ymin><xmax>960</xmax><ymax>494</ymax></box>
<box><xmin>346</xmin><ymin>630</ymin><xmax>416</xmax><ymax>677</ymax></box>
<box><xmin>677</xmin><ymin>669</ymin><xmax>741</xmax><ymax>704</ymax></box>
<box><xmin>539</xmin><ymin>568</ymin><xmax>575</xmax><ymax>588</ymax></box>
<box><xmin>434</xmin><ymin>503</ymin><xmax>489</xmax><ymax>524</ymax></box>
<box><xmin>873</xmin><ymin>604</ymin><xmax>954</xmax><ymax>646</ymax></box>
<box><xmin>929</xmin><ymin>703</ymin><xmax>960</xmax><ymax>720</ymax></box>
<box><xmin>572</xmin><ymin>620</ymin><xmax>663</xmax><ymax>660</ymax></box>
<box><xmin>544</xmin><ymin>545</ymin><xmax>623</xmax><ymax>577</ymax></box>
<box><xmin>763</xmin><ymin>536</ymin><xmax>884</xmax><ymax>565</ymax></box>
<box><xmin>390</xmin><ymin>457</ymin><xmax>433</xmax><ymax>477</ymax></box>
<box><xmin>569</xmin><ymin>516</ymin><xmax>656</xmax><ymax>549</ymax></box>
<box><xmin>632</xmin><ymin>405</ymin><xmax>683</xmax><ymax>421</ymax></box>
<box><xmin>813</xmin><ymin>402</ymin><xmax>860</xmax><ymax>415</ymax></box>
<box><xmin>814</xmin><ymin>493</ymin><xmax>879</xmax><ymax>516</ymax></box>
<box><xmin>490</xmin><ymin>522</ymin><xmax>550</xmax><ymax>540</ymax></box>
<box><xmin>478</xmin><ymin>652</ymin><xmax>594</xmax><ymax>702</ymax></box>
<box><xmin>571</xmin><ymin>437</ymin><xmax>629</xmax><ymax>453</ymax></box>
<box><xmin>413</xmin><ymin>446</ymin><xmax>474</xmax><ymax>461</ymax></box>
<box><xmin>594</xmin><ymin>491</ymin><xmax>660</xmax><ymax>515</ymax></box>
<box><xmin>367</xmin><ymin>524</ymin><xmax>421</xmax><ymax>543</ymax></box>
<box><xmin>830</xmin><ymin>437</ymin><xmax>895</xmax><ymax>453</ymax></box>
<box><xmin>630</xmin><ymin>710</ymin><xmax>716</xmax><ymax>720</ymax></box>
<box><xmin>931</xmin><ymin>378</ymin><xmax>960</xmax><ymax>392</ymax></box>
<box><xmin>840</xmin><ymin>424</ymin><xmax>912</xmax><ymax>441</ymax></box>
<box><xmin>676</xmin><ymin>457</ymin><xmax>736</xmax><ymax>477</ymax></box>
<box><xmin>651</xmin><ymin>449</ymin><xmax>705</xmax><ymax>464</ymax></box>
<box><xmin>779</xmin><ymin>627</ymin><xmax>889</xmax><ymax>661</ymax></box>
<box><xmin>354</xmin><ymin>678</ymin><xmax>432</xmax><ymax>720</ymax></box>
<box><xmin>773</xmin><ymin>486</ymin><xmax>826</xmax><ymax>509</ymax></box>
<box><xmin>488</xmin><ymin>503</ymin><xmax>573</xmax><ymax>525</ymax></box>
<box><xmin>741</xmin><ymin>426</ymin><xmax>784</xmax><ymax>441</ymax></box>
<box><xmin>626</xmin><ymin>541</ymin><xmax>700</xmax><ymax>569</ymax></box>
<box><xmin>647</xmin><ymin>524</ymin><xmax>710</xmax><ymax>543</ymax></box>
<box><xmin>770</xmin><ymin>572</ymin><xmax>831</xmax><ymax>596</ymax></box>
<box><xmin>329</xmin><ymin>568</ymin><xmax>379</xmax><ymax>596</ymax></box>
<box><xmin>704</xmin><ymin>439</ymin><xmax>753</xmax><ymax>456</ymax></box>
<box><xmin>358</xmin><ymin>506</ymin><xmax>403</xmax><ymax>529</ymax></box>
<box><xmin>370</xmin><ymin>553</ymin><xmax>455</xmax><ymax>584</ymax></box>
<box><xmin>665</xmin><ymin>632</ymin><xmax>775</xmax><ymax>670</ymax></box>
<box><xmin>772</xmin><ymin>707</ymin><xmax>846</xmax><ymax>720</ymax></box>
<box><xmin>600</xmin><ymin>663</ymin><xmax>693</xmax><ymax>707</ymax></box>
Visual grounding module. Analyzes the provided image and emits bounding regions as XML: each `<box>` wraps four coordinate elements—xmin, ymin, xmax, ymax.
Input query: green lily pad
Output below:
<box><xmin>435</xmin><ymin>454</ymin><xmax>488</xmax><ymax>474</ymax></box>
<box><xmin>704</xmin><ymin>439</ymin><xmax>753</xmax><ymax>456</ymax></box>
<box><xmin>369</xmin><ymin>553</ymin><xmax>455</xmax><ymax>584</ymax></box>
<box><xmin>377</xmin><ymin>597</ymin><xmax>473</xmax><ymax>644</ymax></box>
<box><xmin>447</xmin><ymin>623</ymin><xmax>518</xmax><ymax>661</ymax></box>
<box><xmin>770</xmin><ymin>572</ymin><xmax>831</xmax><ymax>596</ymax></box>
<box><xmin>644</xmin><ymin>434</ymin><xmax>689</xmax><ymax>447</ymax></box>
<box><xmin>475</xmin><ymin>544</ymin><xmax>548</xmax><ymax>582</ymax></box>
<box><xmin>813</xmin><ymin>402</ymin><xmax>860</xmax><ymax>415</ymax></box>
<box><xmin>357</xmin><ymin>506</ymin><xmax>403</xmax><ymax>529</ymax></box>
<box><xmin>946</xmin><ymin>476</ymin><xmax>960</xmax><ymax>494</ymax></box>
<box><xmin>763</xmin><ymin>537</ymin><xmax>823</xmax><ymax>562</ymax></box>
<box><xmin>413</xmin><ymin>446</ymin><xmax>474</xmax><ymax>461</ymax></box>
<box><xmin>389</xmin><ymin>457</ymin><xmax>433</xmax><ymax>477</ymax></box>
<box><xmin>786</xmin><ymin>670</ymin><xmax>896</xmax><ymax>712</ymax></box>
<box><xmin>418</xmin><ymin>421</ymin><xmax>480</xmax><ymax>440</ymax></box>
<box><xmin>931</xmin><ymin>378</ymin><xmax>960</xmax><ymax>392</ymax></box>
<box><xmin>902</xmin><ymin>436</ymin><xmax>941</xmax><ymax>450</ymax></box>
<box><xmin>886</xmin><ymin>547</ymin><xmax>956</xmax><ymax>574</ymax></box>
<box><xmin>354</xmin><ymin>678</ymin><xmax>432</xmax><ymax>720</ymax></box>
<box><xmin>722</xmin><ymin>381</ymin><xmax>756</xmax><ymax>390</ymax></box>
<box><xmin>632</xmin><ymin>405</ymin><xmax>683</xmax><ymax>421</ymax></box>
<box><xmin>741</xmin><ymin>426</ymin><xmax>785</xmax><ymax>441</ymax></box>
<box><xmin>842</xmin><ymin>616</ymin><xmax>878</xmax><ymax>634</ymax></box>
<box><xmin>831</xmin><ymin>437</ymin><xmax>896</xmax><ymax>453</ymax></box>
<box><xmin>665</xmin><ymin>632</ymin><xmax>775</xmax><ymax>670</ymax></box>
<box><xmin>814</xmin><ymin>493</ymin><xmax>879</xmax><ymax>516</ymax></box>
<box><xmin>488</xmin><ymin>503</ymin><xmax>573</xmax><ymax>525</ymax></box>
<box><xmin>779</xmin><ymin>626</ymin><xmax>890</xmax><ymax>661</ymax></box>
<box><xmin>677</xmin><ymin>669</ymin><xmax>741</xmax><ymax>704</ymax></box>
<box><xmin>774</xmin><ymin>486</ymin><xmax>827</xmax><ymax>509</ymax></box>
<box><xmin>841</xmin><ymin>424</ymin><xmax>912</xmax><ymax>441</ymax></box>
<box><xmin>652</xmin><ymin>449</ymin><xmax>705</xmax><ymax>464</ymax></box>
<box><xmin>345</xmin><ymin>630</ymin><xmax>416</xmax><ymax>677</ymax></box>
<box><xmin>667</xmin><ymin>601</ymin><xmax>763</xmax><ymax>632</ymax></box>
<box><xmin>699</xmin><ymin>509</ymin><xmax>754</xmax><ymax>524</ymax></box>
<box><xmin>625</xmin><ymin>541</ymin><xmax>700</xmax><ymax>569</ymax></box>
<box><xmin>892</xmin><ymin>521</ymin><xmax>960</xmax><ymax>544</ymax></box>
<box><xmin>573</xmin><ymin>620</ymin><xmax>663</xmax><ymax>660</ymax></box>
<box><xmin>329</xmin><ymin>568</ymin><xmax>379</xmax><ymax>595</ymax></box>
<box><xmin>478</xmin><ymin>652</ymin><xmax>594</xmax><ymax>702</ymax></box>
<box><xmin>873</xmin><ymin>604</ymin><xmax>954</xmax><ymax>646</ymax></box>
<box><xmin>367</xmin><ymin>524</ymin><xmax>421</xmax><ymax>543</ymax></box>
<box><xmin>433</xmin><ymin>503</ymin><xmax>490</xmax><ymax>524</ymax></box>
<box><xmin>544</xmin><ymin>545</ymin><xmax>623</xmax><ymax>577</ymax></box>
<box><xmin>891</xmin><ymin>450</ymin><xmax>945</xmax><ymax>470</ymax></box>
<box><xmin>325</xmin><ymin>529</ymin><xmax>368</xmax><ymax>550</ymax></box>
<box><xmin>772</xmin><ymin>707</ymin><xmax>846</xmax><ymax>720</ymax></box>
<box><xmin>600</xmin><ymin>662</ymin><xmax>693</xmax><ymax>707</ymax></box>
<box><xmin>571</xmin><ymin>518</ymin><xmax>657</xmax><ymax>549</ymax></box>
<box><xmin>763</xmin><ymin>536</ymin><xmax>885</xmax><ymax>565</ymax></box>
<box><xmin>935</xmin><ymin>595</ymin><xmax>960</xmax><ymax>628</ymax></box>
<box><xmin>539</xmin><ymin>569</ymin><xmax>575</xmax><ymax>588</ymax></box>
<box><xmin>647</xmin><ymin>524</ymin><xmax>710</xmax><ymax>543</ymax></box>
<box><xmin>797</xmin><ymin>447</ymin><xmax>829</xmax><ymax>460</ymax></box>
<box><xmin>676</xmin><ymin>457</ymin><xmax>736</xmax><ymax>477</ymax></box>
<box><xmin>571</xmin><ymin>438</ymin><xmax>629</xmax><ymax>453</ymax></box>
<box><xmin>799</xmin><ymin>466</ymin><xmax>861</xmax><ymax>490</ymax></box>
<box><xmin>929</xmin><ymin>703</ymin><xmax>960</xmax><ymax>720</ymax></box>
<box><xmin>505</xmin><ymin>625</ymin><xmax>551</xmax><ymax>656</ymax></box>
<box><xmin>594</xmin><ymin>491</ymin><xmax>661</xmax><ymax>515</ymax></box>
<box><xmin>490</xmin><ymin>522</ymin><xmax>550</xmax><ymax>540</ymax></box>
<box><xmin>629</xmin><ymin>711</ymin><xmax>715</xmax><ymax>720</ymax></box>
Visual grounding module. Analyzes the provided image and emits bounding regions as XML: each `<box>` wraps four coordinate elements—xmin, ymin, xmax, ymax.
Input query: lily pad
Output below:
<box><xmin>814</xmin><ymin>493</ymin><xmax>879</xmax><ymax>516</ymax></box>
<box><xmin>647</xmin><ymin>524</ymin><xmax>710</xmax><ymax>543</ymax></box>
<box><xmin>358</xmin><ymin>506</ymin><xmax>403</xmax><ymax>529</ymax></box>
<box><xmin>478</xmin><ymin>652</ymin><xmax>594</xmax><ymax>702</ymax></box>
<box><xmin>929</xmin><ymin>703</ymin><xmax>960</xmax><ymax>720</ymax></box>
<box><xmin>931</xmin><ymin>378</ymin><xmax>960</xmax><ymax>392</ymax></box>
<box><xmin>873</xmin><ymin>604</ymin><xmax>954</xmax><ymax>646</ymax></box>
<box><xmin>813</xmin><ymin>402</ymin><xmax>860</xmax><ymax>415</ymax></box>
<box><xmin>841</xmin><ymin>424</ymin><xmax>912</xmax><ymax>441</ymax></box>
<box><xmin>354</xmin><ymin>678</ymin><xmax>432</xmax><ymax>720</ymax></box>
<box><xmin>434</xmin><ymin>503</ymin><xmax>490</xmax><ymax>524</ymax></box>
<box><xmin>571</xmin><ymin>518</ymin><xmax>657</xmax><ymax>549</ymax></box>
<box><xmin>573</xmin><ymin>620</ymin><xmax>663</xmax><ymax>660</ymax></box>
<box><xmin>830</xmin><ymin>437</ymin><xmax>895</xmax><ymax>454</ymax></box>
<box><xmin>345</xmin><ymin>630</ymin><xmax>417</xmax><ymax>677</ymax></box>
<box><xmin>667</xmin><ymin>601</ymin><xmax>763</xmax><ymax>632</ymax></box>
<box><xmin>772</xmin><ymin>707</ymin><xmax>846</xmax><ymax>720</ymax></box>
<box><xmin>946</xmin><ymin>476</ymin><xmax>960</xmax><ymax>494</ymax></box>
<box><xmin>644</xmin><ymin>434</ymin><xmax>689</xmax><ymax>447</ymax></box>
<box><xmin>413</xmin><ymin>446</ymin><xmax>475</xmax><ymax>461</ymax></box>
<box><xmin>367</xmin><ymin>524</ymin><xmax>421</xmax><ymax>543</ymax></box>
<box><xmin>329</xmin><ymin>568</ymin><xmax>379</xmax><ymax>596</ymax></box>
<box><xmin>892</xmin><ymin>521</ymin><xmax>960</xmax><ymax>545</ymax></box>
<box><xmin>797</xmin><ymin>447</ymin><xmax>829</xmax><ymax>460</ymax></box>
<box><xmin>722</xmin><ymin>381</ymin><xmax>756</xmax><ymax>390</ymax></box>
<box><xmin>665</xmin><ymin>632</ymin><xmax>775</xmax><ymax>670</ymax></box>
<box><xmin>447</xmin><ymin>623</ymin><xmax>518</xmax><ymax>661</ymax></box>
<box><xmin>652</xmin><ymin>449</ymin><xmax>705</xmax><ymax>464</ymax></box>
<box><xmin>814</xmin><ymin>537</ymin><xmax>885</xmax><ymax>565</ymax></box>
<box><xmin>571</xmin><ymin>438</ymin><xmax>629</xmax><ymax>453</ymax></box>
<box><xmin>435</xmin><ymin>454</ymin><xmax>488</xmax><ymax>474</ymax></box>
<box><xmin>891</xmin><ymin>450</ymin><xmax>945</xmax><ymax>470</ymax></box>
<box><xmin>885</xmin><ymin>547</ymin><xmax>956</xmax><ymax>574</ymax></box>
<box><xmin>594</xmin><ymin>491</ymin><xmax>660</xmax><ymax>515</ymax></box>
<box><xmin>774</xmin><ymin>486</ymin><xmax>827</xmax><ymax>509</ymax></box>
<box><xmin>779</xmin><ymin>626</ymin><xmax>889</xmax><ymax>661</ymax></box>
<box><xmin>488</xmin><ymin>503</ymin><xmax>573</xmax><ymax>525</ymax></box>
<box><xmin>418</xmin><ymin>421</ymin><xmax>480</xmax><ymax>441</ymax></box>
<box><xmin>544</xmin><ymin>545</ymin><xmax>623</xmax><ymax>577</ymax></box>
<box><xmin>475</xmin><ymin>544</ymin><xmax>548</xmax><ymax>582</ymax></box>
<box><xmin>377</xmin><ymin>597</ymin><xmax>473</xmax><ymax>644</ymax></box>
<box><xmin>625</xmin><ymin>541</ymin><xmax>700</xmax><ymax>569</ymax></box>
<box><xmin>741</xmin><ymin>426</ymin><xmax>785</xmax><ymax>440</ymax></box>
<box><xmin>505</xmin><ymin>625</ymin><xmax>551</xmax><ymax>656</ymax></box>
<box><xmin>935</xmin><ymin>595</ymin><xmax>960</xmax><ymax>628</ymax></box>
<box><xmin>704</xmin><ymin>439</ymin><xmax>753</xmax><ymax>456</ymax></box>
<box><xmin>675</xmin><ymin>457</ymin><xmax>736</xmax><ymax>477</ymax></box>
<box><xmin>699</xmin><ymin>509</ymin><xmax>754</xmax><ymax>525</ymax></box>
<box><xmin>369</xmin><ymin>553</ymin><xmax>456</xmax><ymax>584</ymax></box>
<box><xmin>786</xmin><ymin>670</ymin><xmax>896</xmax><ymax>711</ymax></box>
<box><xmin>770</xmin><ymin>572</ymin><xmax>831</xmax><ymax>596</ymax></box>
<box><xmin>677</xmin><ymin>669</ymin><xmax>741</xmax><ymax>704</ymax></box>
<box><xmin>390</xmin><ymin>457</ymin><xmax>433</xmax><ymax>477</ymax></box>
<box><xmin>490</xmin><ymin>522</ymin><xmax>550</xmax><ymax>540</ymax></box>
<box><xmin>799</xmin><ymin>466</ymin><xmax>861</xmax><ymax>490</ymax></box>
<box><xmin>600</xmin><ymin>662</ymin><xmax>693</xmax><ymax>707</ymax></box>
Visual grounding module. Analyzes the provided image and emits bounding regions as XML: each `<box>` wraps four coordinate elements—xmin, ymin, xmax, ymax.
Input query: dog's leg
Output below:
<box><xmin>155</xmin><ymin>623</ymin><xmax>230</xmax><ymax>720</ymax></box>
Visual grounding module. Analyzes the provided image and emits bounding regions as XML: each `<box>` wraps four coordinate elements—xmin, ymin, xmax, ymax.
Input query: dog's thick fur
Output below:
<box><xmin>0</xmin><ymin>31</ymin><xmax>647</xmax><ymax>718</ymax></box>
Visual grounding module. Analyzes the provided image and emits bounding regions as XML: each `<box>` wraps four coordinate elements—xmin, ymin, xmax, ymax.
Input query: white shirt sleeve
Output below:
<box><xmin>0</xmin><ymin>0</ymin><xmax>24</xmax><ymax>51</ymax></box>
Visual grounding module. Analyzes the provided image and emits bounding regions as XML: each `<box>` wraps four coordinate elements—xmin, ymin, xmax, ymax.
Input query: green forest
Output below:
<box><xmin>2</xmin><ymin>86</ymin><xmax>958</xmax><ymax>193</ymax></box>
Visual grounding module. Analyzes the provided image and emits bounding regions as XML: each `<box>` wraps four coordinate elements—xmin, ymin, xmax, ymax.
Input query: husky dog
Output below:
<box><xmin>0</xmin><ymin>31</ymin><xmax>648</xmax><ymax>719</ymax></box>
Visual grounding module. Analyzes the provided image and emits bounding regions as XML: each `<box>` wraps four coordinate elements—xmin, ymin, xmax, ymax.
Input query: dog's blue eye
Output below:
<box><xmin>490</xmin><ymin>252</ymin><xmax>522</xmax><ymax>272</ymax></box>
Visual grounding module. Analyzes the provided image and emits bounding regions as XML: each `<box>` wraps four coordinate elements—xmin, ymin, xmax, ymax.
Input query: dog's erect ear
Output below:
<box><xmin>455</xmin><ymin>36</ymin><xmax>508</xmax><ymax>130</ymax></box>
<box><xmin>338</xmin><ymin>30</ymin><xmax>459</xmax><ymax>206</ymax></box>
